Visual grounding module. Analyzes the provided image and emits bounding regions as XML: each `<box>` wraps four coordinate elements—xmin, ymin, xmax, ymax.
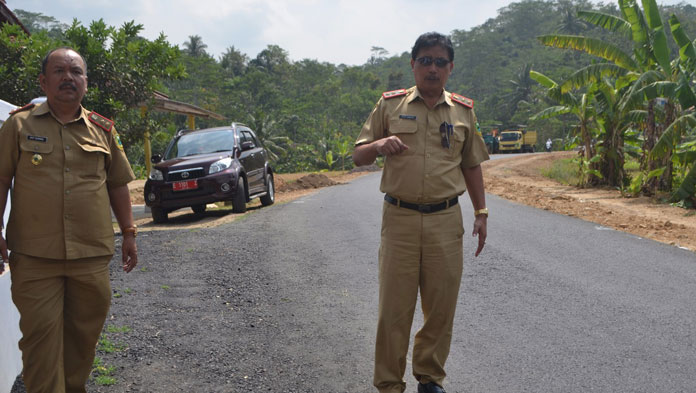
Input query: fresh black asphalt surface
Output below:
<box><xmin>12</xmin><ymin>170</ymin><xmax>696</xmax><ymax>393</ymax></box>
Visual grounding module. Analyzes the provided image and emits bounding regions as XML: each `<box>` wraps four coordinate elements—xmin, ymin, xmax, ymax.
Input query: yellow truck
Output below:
<box><xmin>499</xmin><ymin>129</ymin><xmax>537</xmax><ymax>153</ymax></box>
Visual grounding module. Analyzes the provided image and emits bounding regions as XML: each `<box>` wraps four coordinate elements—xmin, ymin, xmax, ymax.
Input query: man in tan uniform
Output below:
<box><xmin>353</xmin><ymin>32</ymin><xmax>489</xmax><ymax>393</ymax></box>
<box><xmin>0</xmin><ymin>47</ymin><xmax>138</xmax><ymax>393</ymax></box>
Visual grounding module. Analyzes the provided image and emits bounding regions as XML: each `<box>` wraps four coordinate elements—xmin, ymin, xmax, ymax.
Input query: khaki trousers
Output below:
<box><xmin>374</xmin><ymin>201</ymin><xmax>464</xmax><ymax>393</ymax></box>
<box><xmin>9</xmin><ymin>253</ymin><xmax>112</xmax><ymax>393</ymax></box>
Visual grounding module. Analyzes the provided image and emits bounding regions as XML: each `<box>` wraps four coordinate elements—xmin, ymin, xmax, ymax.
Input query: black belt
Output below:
<box><xmin>384</xmin><ymin>194</ymin><xmax>458</xmax><ymax>214</ymax></box>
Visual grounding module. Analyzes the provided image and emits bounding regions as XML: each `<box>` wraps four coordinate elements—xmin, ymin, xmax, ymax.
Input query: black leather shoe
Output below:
<box><xmin>417</xmin><ymin>382</ymin><xmax>446</xmax><ymax>393</ymax></box>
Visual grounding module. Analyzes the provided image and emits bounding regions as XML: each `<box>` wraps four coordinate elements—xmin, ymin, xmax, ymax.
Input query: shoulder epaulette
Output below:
<box><xmin>382</xmin><ymin>89</ymin><xmax>408</xmax><ymax>100</ymax></box>
<box><xmin>88</xmin><ymin>111</ymin><xmax>114</xmax><ymax>132</ymax></box>
<box><xmin>9</xmin><ymin>103</ymin><xmax>35</xmax><ymax>115</ymax></box>
<box><xmin>451</xmin><ymin>93</ymin><xmax>474</xmax><ymax>108</ymax></box>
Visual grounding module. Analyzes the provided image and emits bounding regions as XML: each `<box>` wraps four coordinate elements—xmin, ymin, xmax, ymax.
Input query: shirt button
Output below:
<box><xmin>65</xmin><ymin>168</ymin><xmax>70</xmax><ymax>172</ymax></box>
<box><xmin>65</xmin><ymin>145</ymin><xmax>70</xmax><ymax>150</ymax></box>
<box><xmin>65</xmin><ymin>190</ymin><xmax>71</xmax><ymax>195</ymax></box>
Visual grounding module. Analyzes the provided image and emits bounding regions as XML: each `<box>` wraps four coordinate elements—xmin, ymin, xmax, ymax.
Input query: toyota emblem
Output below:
<box><xmin>181</xmin><ymin>171</ymin><xmax>190</xmax><ymax>179</ymax></box>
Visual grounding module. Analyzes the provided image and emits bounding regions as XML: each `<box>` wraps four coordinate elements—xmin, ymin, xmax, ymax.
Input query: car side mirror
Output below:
<box><xmin>151</xmin><ymin>154</ymin><xmax>162</xmax><ymax>163</ymax></box>
<box><xmin>240</xmin><ymin>141</ymin><xmax>254</xmax><ymax>151</ymax></box>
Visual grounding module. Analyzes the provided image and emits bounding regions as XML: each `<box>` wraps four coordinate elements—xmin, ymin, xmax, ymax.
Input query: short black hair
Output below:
<box><xmin>411</xmin><ymin>32</ymin><xmax>454</xmax><ymax>61</ymax></box>
<box><xmin>41</xmin><ymin>47</ymin><xmax>88</xmax><ymax>75</ymax></box>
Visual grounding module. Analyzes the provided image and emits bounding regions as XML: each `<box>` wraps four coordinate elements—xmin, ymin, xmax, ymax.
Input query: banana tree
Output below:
<box><xmin>529</xmin><ymin>70</ymin><xmax>602</xmax><ymax>186</ymax></box>
<box><xmin>646</xmin><ymin>15</ymin><xmax>696</xmax><ymax>203</ymax></box>
<box><xmin>536</xmin><ymin>0</ymin><xmax>679</xmax><ymax>188</ymax></box>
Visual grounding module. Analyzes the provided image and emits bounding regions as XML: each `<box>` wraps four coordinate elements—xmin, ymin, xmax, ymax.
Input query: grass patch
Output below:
<box><xmin>106</xmin><ymin>325</ymin><xmax>132</xmax><ymax>334</ymax></box>
<box><xmin>91</xmin><ymin>357</ymin><xmax>117</xmax><ymax>386</ymax></box>
<box><xmin>98</xmin><ymin>335</ymin><xmax>125</xmax><ymax>353</ymax></box>
<box><xmin>541</xmin><ymin>158</ymin><xmax>580</xmax><ymax>185</ymax></box>
<box><xmin>161</xmin><ymin>285</ymin><xmax>170</xmax><ymax>290</ymax></box>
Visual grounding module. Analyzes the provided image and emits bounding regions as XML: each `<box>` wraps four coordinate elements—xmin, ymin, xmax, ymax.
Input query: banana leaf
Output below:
<box><xmin>531</xmin><ymin>106</ymin><xmax>571</xmax><ymax>121</ymax></box>
<box><xmin>669</xmin><ymin>15</ymin><xmax>696</xmax><ymax>63</ymax></box>
<box><xmin>559</xmin><ymin>63</ymin><xmax>628</xmax><ymax>93</ymax></box>
<box><xmin>651</xmin><ymin>114</ymin><xmax>696</xmax><ymax>159</ymax></box>
<box><xmin>577</xmin><ymin>10</ymin><xmax>631</xmax><ymax>36</ymax></box>
<box><xmin>669</xmin><ymin>162</ymin><xmax>696</xmax><ymax>202</ymax></box>
<box><xmin>641</xmin><ymin>0</ymin><xmax>672</xmax><ymax>74</ymax></box>
<box><xmin>620</xmin><ymin>0</ymin><xmax>650</xmax><ymax>65</ymax></box>
<box><xmin>529</xmin><ymin>70</ymin><xmax>557</xmax><ymax>88</ymax></box>
<box><xmin>537</xmin><ymin>35</ymin><xmax>639</xmax><ymax>71</ymax></box>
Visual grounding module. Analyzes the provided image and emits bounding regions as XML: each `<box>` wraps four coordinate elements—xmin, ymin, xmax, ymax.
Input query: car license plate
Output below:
<box><xmin>172</xmin><ymin>179</ymin><xmax>198</xmax><ymax>192</ymax></box>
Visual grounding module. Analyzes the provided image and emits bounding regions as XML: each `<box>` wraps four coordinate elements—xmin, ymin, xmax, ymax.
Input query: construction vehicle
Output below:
<box><xmin>499</xmin><ymin>129</ymin><xmax>537</xmax><ymax>153</ymax></box>
<box><xmin>483</xmin><ymin>133</ymin><xmax>499</xmax><ymax>154</ymax></box>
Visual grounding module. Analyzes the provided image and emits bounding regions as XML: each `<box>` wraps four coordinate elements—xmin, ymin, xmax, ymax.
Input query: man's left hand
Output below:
<box><xmin>472</xmin><ymin>215</ymin><xmax>487</xmax><ymax>257</ymax></box>
<box><xmin>121</xmin><ymin>236</ymin><xmax>138</xmax><ymax>273</ymax></box>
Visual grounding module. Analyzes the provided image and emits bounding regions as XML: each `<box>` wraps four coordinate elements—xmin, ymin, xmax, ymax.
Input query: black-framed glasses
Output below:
<box><xmin>416</xmin><ymin>56</ymin><xmax>450</xmax><ymax>68</ymax></box>
<box><xmin>440</xmin><ymin>122</ymin><xmax>453</xmax><ymax>149</ymax></box>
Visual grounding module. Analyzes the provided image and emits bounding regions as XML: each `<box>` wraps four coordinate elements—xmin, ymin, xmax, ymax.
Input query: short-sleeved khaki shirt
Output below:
<box><xmin>356</xmin><ymin>86</ymin><xmax>489</xmax><ymax>203</ymax></box>
<box><xmin>0</xmin><ymin>102</ymin><xmax>135</xmax><ymax>259</ymax></box>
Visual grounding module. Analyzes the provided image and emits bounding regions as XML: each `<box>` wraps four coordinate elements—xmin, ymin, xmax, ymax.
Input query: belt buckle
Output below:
<box><xmin>418</xmin><ymin>204</ymin><xmax>431</xmax><ymax>213</ymax></box>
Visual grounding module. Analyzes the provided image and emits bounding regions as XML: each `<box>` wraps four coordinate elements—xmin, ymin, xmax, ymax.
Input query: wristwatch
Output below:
<box><xmin>121</xmin><ymin>225</ymin><xmax>138</xmax><ymax>238</ymax></box>
<box><xmin>474</xmin><ymin>208</ymin><xmax>489</xmax><ymax>217</ymax></box>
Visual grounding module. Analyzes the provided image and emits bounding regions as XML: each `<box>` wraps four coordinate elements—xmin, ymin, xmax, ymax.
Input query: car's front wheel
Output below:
<box><xmin>260</xmin><ymin>174</ymin><xmax>275</xmax><ymax>206</ymax></box>
<box><xmin>232</xmin><ymin>177</ymin><xmax>247</xmax><ymax>213</ymax></box>
<box><xmin>151</xmin><ymin>207</ymin><xmax>168</xmax><ymax>223</ymax></box>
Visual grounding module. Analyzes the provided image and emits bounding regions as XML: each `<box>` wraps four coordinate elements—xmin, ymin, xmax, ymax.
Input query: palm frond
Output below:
<box><xmin>619</xmin><ymin>0</ymin><xmax>651</xmax><ymax>66</ymax></box>
<box><xmin>537</xmin><ymin>35</ymin><xmax>639</xmax><ymax>71</ymax></box>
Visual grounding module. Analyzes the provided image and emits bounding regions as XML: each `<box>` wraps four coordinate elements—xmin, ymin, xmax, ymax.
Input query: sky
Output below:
<box><xmin>7</xmin><ymin>0</ymin><xmax>692</xmax><ymax>66</ymax></box>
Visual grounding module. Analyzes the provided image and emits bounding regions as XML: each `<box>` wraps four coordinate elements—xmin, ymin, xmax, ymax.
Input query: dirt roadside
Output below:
<box><xmin>483</xmin><ymin>152</ymin><xmax>695</xmax><ymax>252</ymax></box>
<box><xmin>128</xmin><ymin>155</ymin><xmax>695</xmax><ymax>252</ymax></box>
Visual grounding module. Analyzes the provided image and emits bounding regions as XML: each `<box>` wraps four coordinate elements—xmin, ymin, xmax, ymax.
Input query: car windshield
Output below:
<box><xmin>500</xmin><ymin>133</ymin><xmax>520</xmax><ymax>141</ymax></box>
<box><xmin>165</xmin><ymin>130</ymin><xmax>236</xmax><ymax>160</ymax></box>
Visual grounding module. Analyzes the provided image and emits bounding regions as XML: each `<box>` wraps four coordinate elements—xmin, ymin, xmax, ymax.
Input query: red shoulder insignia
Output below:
<box><xmin>88</xmin><ymin>111</ymin><xmax>114</xmax><ymax>132</ymax></box>
<box><xmin>9</xmin><ymin>103</ymin><xmax>35</xmax><ymax>115</ymax></box>
<box><xmin>451</xmin><ymin>93</ymin><xmax>474</xmax><ymax>108</ymax></box>
<box><xmin>382</xmin><ymin>89</ymin><xmax>408</xmax><ymax>99</ymax></box>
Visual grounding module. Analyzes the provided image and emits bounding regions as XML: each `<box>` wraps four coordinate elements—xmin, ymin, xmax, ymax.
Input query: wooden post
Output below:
<box><xmin>187</xmin><ymin>114</ymin><xmax>195</xmax><ymax>130</ymax></box>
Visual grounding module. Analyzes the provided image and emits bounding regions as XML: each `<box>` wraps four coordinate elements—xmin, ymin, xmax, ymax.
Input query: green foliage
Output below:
<box><xmin>541</xmin><ymin>158</ymin><xmax>580</xmax><ymax>185</ymax></box>
<box><xmin>5</xmin><ymin>1</ymin><xmax>695</xmax><ymax>179</ymax></box>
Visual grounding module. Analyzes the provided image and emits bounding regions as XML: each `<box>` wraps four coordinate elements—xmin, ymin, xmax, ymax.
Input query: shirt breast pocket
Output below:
<box><xmin>451</xmin><ymin>123</ymin><xmax>468</xmax><ymax>157</ymax></box>
<box><xmin>75</xmin><ymin>142</ymin><xmax>110</xmax><ymax>178</ymax></box>
<box><xmin>388</xmin><ymin>118</ymin><xmax>418</xmax><ymax>154</ymax></box>
<box><xmin>19</xmin><ymin>140</ymin><xmax>54</xmax><ymax>169</ymax></box>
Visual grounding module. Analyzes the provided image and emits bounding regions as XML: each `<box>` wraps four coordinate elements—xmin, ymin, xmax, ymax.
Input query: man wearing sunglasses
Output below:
<box><xmin>353</xmin><ymin>32</ymin><xmax>489</xmax><ymax>393</ymax></box>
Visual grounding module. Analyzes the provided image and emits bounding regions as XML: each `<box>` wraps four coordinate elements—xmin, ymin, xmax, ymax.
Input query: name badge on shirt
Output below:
<box><xmin>27</xmin><ymin>135</ymin><xmax>47</xmax><ymax>143</ymax></box>
<box><xmin>399</xmin><ymin>114</ymin><xmax>417</xmax><ymax>120</ymax></box>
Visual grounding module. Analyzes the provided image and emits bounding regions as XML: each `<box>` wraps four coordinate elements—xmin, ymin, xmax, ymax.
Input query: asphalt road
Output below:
<box><xmin>13</xmin><ymin>169</ymin><xmax>696</xmax><ymax>393</ymax></box>
<box><xmin>263</xmin><ymin>172</ymin><xmax>696</xmax><ymax>393</ymax></box>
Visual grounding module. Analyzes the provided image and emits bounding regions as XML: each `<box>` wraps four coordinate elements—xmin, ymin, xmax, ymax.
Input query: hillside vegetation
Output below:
<box><xmin>2</xmin><ymin>1</ymin><xmax>695</xmax><ymax>204</ymax></box>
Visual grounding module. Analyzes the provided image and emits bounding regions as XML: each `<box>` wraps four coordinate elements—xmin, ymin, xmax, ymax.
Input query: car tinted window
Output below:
<box><xmin>248</xmin><ymin>130</ymin><xmax>262</xmax><ymax>147</ymax></box>
<box><xmin>165</xmin><ymin>130</ymin><xmax>235</xmax><ymax>160</ymax></box>
<box><xmin>241</xmin><ymin>131</ymin><xmax>256</xmax><ymax>148</ymax></box>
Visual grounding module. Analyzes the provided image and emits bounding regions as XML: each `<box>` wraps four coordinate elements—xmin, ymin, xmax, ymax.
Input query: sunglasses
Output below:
<box><xmin>415</xmin><ymin>56</ymin><xmax>451</xmax><ymax>68</ymax></box>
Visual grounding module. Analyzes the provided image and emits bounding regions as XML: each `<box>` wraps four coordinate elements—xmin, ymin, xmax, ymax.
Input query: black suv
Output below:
<box><xmin>144</xmin><ymin>123</ymin><xmax>274</xmax><ymax>223</ymax></box>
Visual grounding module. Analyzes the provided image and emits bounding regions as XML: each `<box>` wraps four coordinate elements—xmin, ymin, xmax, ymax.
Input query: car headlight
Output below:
<box><xmin>209</xmin><ymin>157</ymin><xmax>233</xmax><ymax>174</ymax></box>
<box><xmin>149</xmin><ymin>168</ymin><xmax>163</xmax><ymax>181</ymax></box>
